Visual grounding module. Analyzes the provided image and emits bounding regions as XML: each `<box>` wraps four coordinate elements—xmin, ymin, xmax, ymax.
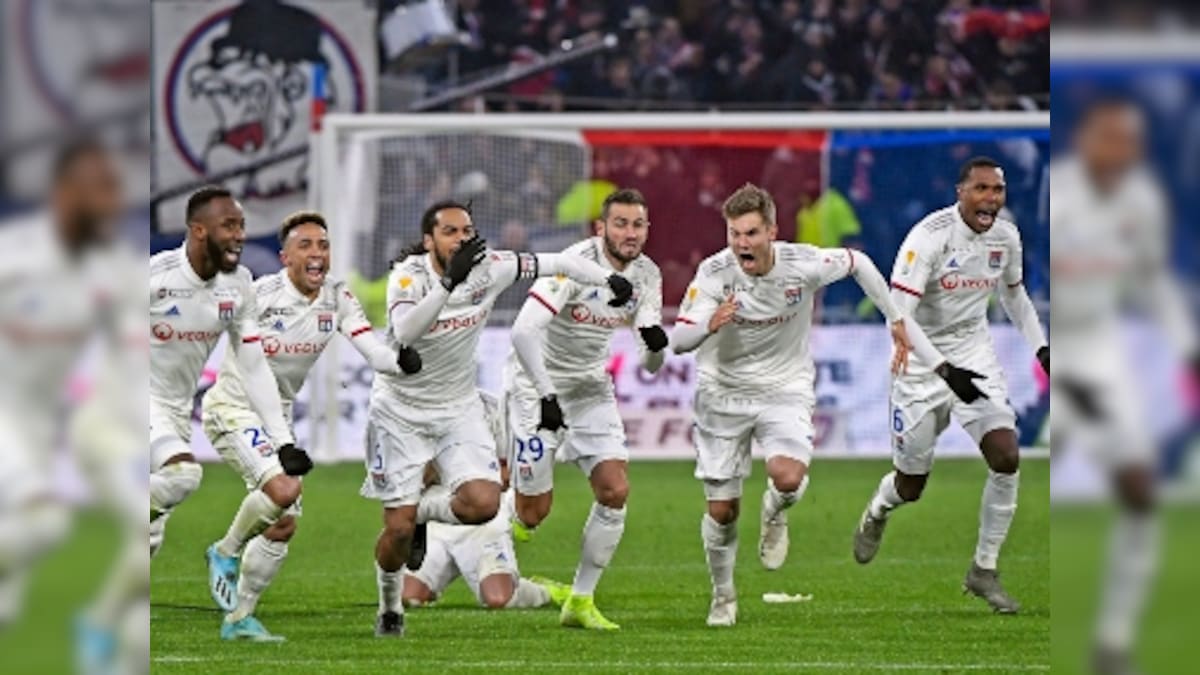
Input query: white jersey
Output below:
<box><xmin>373</xmin><ymin>250</ymin><xmax>539</xmax><ymax>409</ymax></box>
<box><xmin>505</xmin><ymin>237</ymin><xmax>662</xmax><ymax>398</ymax></box>
<box><xmin>150</xmin><ymin>244</ymin><xmax>260</xmax><ymax>423</ymax></box>
<box><xmin>0</xmin><ymin>213</ymin><xmax>120</xmax><ymax>447</ymax></box>
<box><xmin>676</xmin><ymin>242</ymin><xmax>854</xmax><ymax>399</ymax></box>
<box><xmin>889</xmin><ymin>204</ymin><xmax>1023</xmax><ymax>373</ymax></box>
<box><xmin>204</xmin><ymin>271</ymin><xmax>375</xmax><ymax>417</ymax></box>
<box><xmin>1049</xmin><ymin>158</ymin><xmax>1171</xmax><ymax>340</ymax></box>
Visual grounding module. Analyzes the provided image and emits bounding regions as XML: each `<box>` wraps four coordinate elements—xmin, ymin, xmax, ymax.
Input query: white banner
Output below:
<box><xmin>185</xmin><ymin>324</ymin><xmax>1048</xmax><ymax>463</ymax></box>
<box><xmin>152</xmin><ymin>0</ymin><xmax>375</xmax><ymax>236</ymax></box>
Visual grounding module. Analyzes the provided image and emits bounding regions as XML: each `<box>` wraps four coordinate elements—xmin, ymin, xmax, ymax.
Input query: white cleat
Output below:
<box><xmin>758</xmin><ymin>490</ymin><xmax>789</xmax><ymax>571</ymax></box>
<box><xmin>706</xmin><ymin>588</ymin><xmax>738</xmax><ymax>627</ymax></box>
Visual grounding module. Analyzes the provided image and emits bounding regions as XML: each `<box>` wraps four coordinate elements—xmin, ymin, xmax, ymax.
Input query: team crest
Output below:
<box><xmin>988</xmin><ymin>250</ymin><xmax>1003</xmax><ymax>269</ymax></box>
<box><xmin>784</xmin><ymin>287</ymin><xmax>802</xmax><ymax>305</ymax></box>
<box><xmin>317</xmin><ymin>313</ymin><xmax>333</xmax><ymax>332</ymax></box>
<box><xmin>218</xmin><ymin>301</ymin><xmax>234</xmax><ymax>321</ymax></box>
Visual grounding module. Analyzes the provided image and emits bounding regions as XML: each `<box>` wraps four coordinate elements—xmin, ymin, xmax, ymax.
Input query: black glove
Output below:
<box><xmin>935</xmin><ymin>362</ymin><xmax>989</xmax><ymax>404</ymax></box>
<box><xmin>440</xmin><ymin>236</ymin><xmax>488</xmax><ymax>291</ymax></box>
<box><xmin>397</xmin><ymin>345</ymin><xmax>422</xmax><ymax>374</ymax></box>
<box><xmin>278</xmin><ymin>444</ymin><xmax>313</xmax><ymax>476</ymax></box>
<box><xmin>1037</xmin><ymin>346</ymin><xmax>1049</xmax><ymax>375</ymax></box>
<box><xmin>538</xmin><ymin>394</ymin><xmax>567</xmax><ymax>432</ymax></box>
<box><xmin>606</xmin><ymin>274</ymin><xmax>633</xmax><ymax>307</ymax></box>
<box><xmin>638</xmin><ymin>325</ymin><xmax>668</xmax><ymax>352</ymax></box>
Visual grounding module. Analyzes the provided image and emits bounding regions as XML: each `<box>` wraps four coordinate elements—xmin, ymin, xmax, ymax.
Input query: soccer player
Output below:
<box><xmin>364</xmin><ymin>199</ymin><xmax>633</xmax><ymax>637</ymax></box>
<box><xmin>201</xmin><ymin>210</ymin><xmax>410</xmax><ymax>641</ymax></box>
<box><xmin>1051</xmin><ymin>100</ymin><xmax>1197</xmax><ymax>674</ymax></box>
<box><xmin>0</xmin><ymin>139</ymin><xmax>132</xmax><ymax>653</ymax></box>
<box><xmin>505</xmin><ymin>188</ymin><xmax>667</xmax><ymax>630</ymax></box>
<box><xmin>852</xmin><ymin>157</ymin><xmax>1049</xmax><ymax>615</ymax></box>
<box><xmin>150</xmin><ymin>187</ymin><xmax>303</xmax><ymax>562</ymax></box>
<box><xmin>402</xmin><ymin>392</ymin><xmax>570</xmax><ymax>611</ymax></box>
<box><xmin>670</xmin><ymin>183</ymin><xmax>944</xmax><ymax>627</ymax></box>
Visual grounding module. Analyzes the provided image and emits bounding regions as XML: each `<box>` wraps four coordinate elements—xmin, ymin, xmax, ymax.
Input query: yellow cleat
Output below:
<box><xmin>560</xmin><ymin>594</ymin><xmax>619</xmax><ymax>630</ymax></box>
<box><xmin>528</xmin><ymin>576</ymin><xmax>571</xmax><ymax>607</ymax></box>
<box><xmin>511</xmin><ymin>518</ymin><xmax>534</xmax><ymax>543</ymax></box>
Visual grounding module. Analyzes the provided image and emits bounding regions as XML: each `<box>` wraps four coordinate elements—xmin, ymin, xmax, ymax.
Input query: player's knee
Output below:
<box><xmin>262</xmin><ymin>475</ymin><xmax>301</xmax><ymax>508</ymax></box>
<box><xmin>382</xmin><ymin>513</ymin><xmax>416</xmax><ymax>543</ymax></box>
<box><xmin>595</xmin><ymin>480</ymin><xmax>629</xmax><ymax>509</ymax></box>
<box><xmin>770</xmin><ymin>469</ymin><xmax>807</xmax><ymax>494</ymax></box>
<box><xmin>707</xmin><ymin>501</ymin><xmax>739</xmax><ymax>525</ymax></box>
<box><xmin>481</xmin><ymin>586</ymin><xmax>511</xmax><ymax>609</ymax></box>
<box><xmin>151</xmin><ymin>461</ymin><xmax>203</xmax><ymax>512</ymax></box>
<box><xmin>1115</xmin><ymin>467</ymin><xmax>1156</xmax><ymax>513</ymax></box>
<box><xmin>458</xmin><ymin>484</ymin><xmax>501</xmax><ymax>524</ymax></box>
<box><xmin>516</xmin><ymin>500</ymin><xmax>548</xmax><ymax>528</ymax></box>
<box><xmin>895</xmin><ymin>473</ymin><xmax>927</xmax><ymax>502</ymax></box>
<box><xmin>265</xmin><ymin>515</ymin><xmax>297</xmax><ymax>542</ymax></box>
<box><xmin>987</xmin><ymin>448</ymin><xmax>1020</xmax><ymax>475</ymax></box>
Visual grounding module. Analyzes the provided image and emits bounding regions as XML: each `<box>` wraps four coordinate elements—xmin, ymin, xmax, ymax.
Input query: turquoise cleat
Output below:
<box><xmin>205</xmin><ymin>543</ymin><xmax>239</xmax><ymax>613</ymax></box>
<box><xmin>74</xmin><ymin>614</ymin><xmax>116</xmax><ymax>675</ymax></box>
<box><xmin>220</xmin><ymin>615</ymin><xmax>285</xmax><ymax>642</ymax></box>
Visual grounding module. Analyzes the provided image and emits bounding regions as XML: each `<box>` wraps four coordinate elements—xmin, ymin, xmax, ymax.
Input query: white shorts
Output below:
<box><xmin>404</xmin><ymin>521</ymin><xmax>518</xmax><ymax>606</ymax></box>
<box><xmin>201</xmin><ymin>400</ymin><xmax>286</xmax><ymax>490</ymax></box>
<box><xmin>149</xmin><ymin>399</ymin><xmax>193</xmax><ymax>470</ymax></box>
<box><xmin>361</xmin><ymin>396</ymin><xmax>501</xmax><ymax>507</ymax></box>
<box><xmin>0</xmin><ymin>412</ymin><xmax>51</xmax><ymax>508</ymax></box>
<box><xmin>1051</xmin><ymin>340</ymin><xmax>1153</xmax><ymax>469</ymax></box>
<box><xmin>691</xmin><ymin>389</ymin><xmax>815</xmax><ymax>501</ymax></box>
<box><xmin>890</xmin><ymin>367</ymin><xmax>1016</xmax><ymax>475</ymax></box>
<box><xmin>506</xmin><ymin>388</ymin><xmax>626</xmax><ymax>497</ymax></box>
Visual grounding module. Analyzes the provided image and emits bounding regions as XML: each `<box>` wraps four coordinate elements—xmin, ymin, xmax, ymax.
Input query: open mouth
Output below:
<box><xmin>223</xmin><ymin>245</ymin><xmax>242</xmax><ymax>266</ymax></box>
<box><xmin>975</xmin><ymin>210</ymin><xmax>996</xmax><ymax>227</ymax></box>
<box><xmin>304</xmin><ymin>261</ymin><xmax>326</xmax><ymax>283</ymax></box>
<box><xmin>221</xmin><ymin>121</ymin><xmax>266</xmax><ymax>152</ymax></box>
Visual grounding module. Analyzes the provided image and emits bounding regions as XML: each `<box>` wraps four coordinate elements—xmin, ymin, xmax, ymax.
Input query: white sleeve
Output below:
<box><xmin>1000</xmin><ymin>283</ymin><xmax>1048</xmax><ymax>353</ymax></box>
<box><xmin>387</xmin><ymin>270</ymin><xmax>449</xmax><ymax>347</ymax></box>
<box><xmin>634</xmin><ymin>268</ymin><xmax>665</xmax><ymax>373</ymax></box>
<box><xmin>233</xmin><ymin>340</ymin><xmax>294</xmax><ymax>447</ymax></box>
<box><xmin>535</xmin><ymin>252</ymin><xmax>611</xmax><ymax>287</ymax></box>
<box><xmin>510</xmin><ymin>298</ymin><xmax>558</xmax><ymax>397</ymax></box>
<box><xmin>670</xmin><ymin>269</ymin><xmax>723</xmax><ymax>354</ymax></box>
<box><xmin>848</xmin><ymin>249</ymin><xmax>946</xmax><ymax>367</ymax></box>
<box><xmin>337</xmin><ymin>284</ymin><xmax>400</xmax><ymax>375</ymax></box>
<box><xmin>669</xmin><ymin>321</ymin><xmax>710</xmax><ymax>354</ymax></box>
<box><xmin>1135</xmin><ymin>184</ymin><xmax>1198</xmax><ymax>357</ymax></box>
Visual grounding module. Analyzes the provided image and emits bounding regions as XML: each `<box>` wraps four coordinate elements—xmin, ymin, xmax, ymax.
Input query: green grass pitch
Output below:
<box><xmin>150</xmin><ymin>458</ymin><xmax>1050</xmax><ymax>673</ymax></box>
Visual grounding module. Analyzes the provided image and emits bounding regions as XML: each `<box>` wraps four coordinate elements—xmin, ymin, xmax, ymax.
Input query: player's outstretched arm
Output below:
<box><xmin>533</xmin><ymin>253</ymin><xmax>633</xmax><ymax>307</ymax></box>
<box><xmin>634</xmin><ymin>271</ymin><xmax>667</xmax><ymax>373</ymax></box>
<box><xmin>842</xmin><ymin>248</ymin><xmax>944</xmax><ymax>371</ymax></box>
<box><xmin>337</xmin><ymin>285</ymin><xmax>407</xmax><ymax>376</ymax></box>
<box><xmin>511</xmin><ymin>297</ymin><xmax>557</xmax><ymax>399</ymax></box>
<box><xmin>999</xmin><ymin>282</ymin><xmax>1048</xmax><ymax>371</ymax></box>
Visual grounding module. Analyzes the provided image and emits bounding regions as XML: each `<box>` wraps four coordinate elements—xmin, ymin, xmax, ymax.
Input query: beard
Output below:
<box><xmin>604</xmin><ymin>235</ymin><xmax>638</xmax><ymax>265</ymax></box>
<box><xmin>207</xmin><ymin>235</ymin><xmax>238</xmax><ymax>272</ymax></box>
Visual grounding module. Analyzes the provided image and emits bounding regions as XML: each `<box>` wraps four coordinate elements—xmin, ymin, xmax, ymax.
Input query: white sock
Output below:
<box><xmin>377</xmin><ymin>562</ymin><xmax>404</xmax><ymax>615</ymax></box>
<box><xmin>416</xmin><ymin>484</ymin><xmax>461</xmax><ymax>525</ymax></box>
<box><xmin>506</xmin><ymin>578</ymin><xmax>551</xmax><ymax>608</ymax></box>
<box><xmin>763</xmin><ymin>475</ymin><xmax>807</xmax><ymax>522</ymax></box>
<box><xmin>216</xmin><ymin>491</ymin><xmax>284</xmax><ymax>558</ymax></box>
<box><xmin>228</xmin><ymin>536</ymin><xmax>288</xmax><ymax>623</ymax></box>
<box><xmin>87</xmin><ymin>532</ymin><xmax>149</xmax><ymax>626</ymax></box>
<box><xmin>0</xmin><ymin>569</ymin><xmax>29</xmax><ymax>624</ymax></box>
<box><xmin>974</xmin><ymin>470</ymin><xmax>1019</xmax><ymax>569</ymax></box>
<box><xmin>868</xmin><ymin>471</ymin><xmax>906</xmax><ymax>519</ymax></box>
<box><xmin>572</xmin><ymin>503</ymin><xmax>626</xmax><ymax>596</ymax></box>
<box><xmin>150</xmin><ymin>513</ymin><xmax>167</xmax><ymax>559</ymax></box>
<box><xmin>0</xmin><ymin>504</ymin><xmax>71</xmax><ymax>571</ymax></box>
<box><xmin>149</xmin><ymin>462</ymin><xmax>202</xmax><ymax>516</ymax></box>
<box><xmin>701</xmin><ymin>513</ymin><xmax>738</xmax><ymax>595</ymax></box>
<box><xmin>1096</xmin><ymin>511</ymin><xmax>1160</xmax><ymax>652</ymax></box>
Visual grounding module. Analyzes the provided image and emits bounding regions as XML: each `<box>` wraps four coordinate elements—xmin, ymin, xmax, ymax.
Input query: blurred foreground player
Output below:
<box><xmin>201</xmin><ymin>211</ymin><xmax>409</xmax><ymax>641</ymax></box>
<box><xmin>670</xmin><ymin>183</ymin><xmax>945</xmax><ymax>626</ymax></box>
<box><xmin>852</xmin><ymin>157</ymin><xmax>1049</xmax><ymax>614</ymax></box>
<box><xmin>1051</xmin><ymin>101</ymin><xmax>1198</xmax><ymax>674</ymax></box>
<box><xmin>150</xmin><ymin>188</ymin><xmax>302</xmax><ymax>559</ymax></box>
<box><xmin>364</xmin><ymin>200</ymin><xmax>632</xmax><ymax>637</ymax></box>
<box><xmin>506</xmin><ymin>189</ymin><xmax>667</xmax><ymax>630</ymax></box>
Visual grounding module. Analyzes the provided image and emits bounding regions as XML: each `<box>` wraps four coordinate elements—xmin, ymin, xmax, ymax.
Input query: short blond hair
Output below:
<box><xmin>721</xmin><ymin>182</ymin><xmax>776</xmax><ymax>225</ymax></box>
